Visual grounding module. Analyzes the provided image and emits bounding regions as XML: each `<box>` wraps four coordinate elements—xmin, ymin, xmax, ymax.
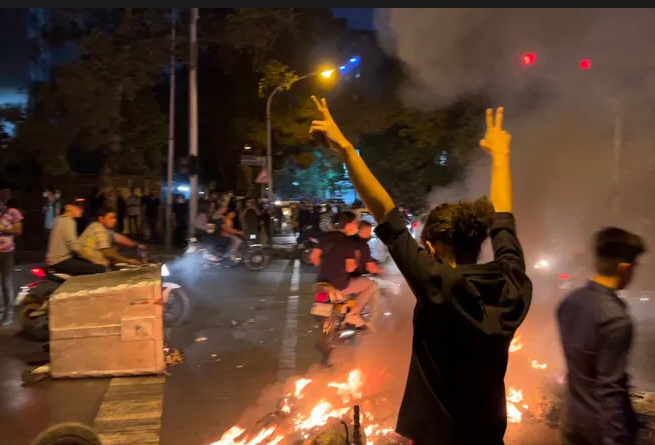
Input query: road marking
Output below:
<box><xmin>93</xmin><ymin>376</ymin><xmax>166</xmax><ymax>445</ymax></box>
<box><xmin>278</xmin><ymin>259</ymin><xmax>300</xmax><ymax>382</ymax></box>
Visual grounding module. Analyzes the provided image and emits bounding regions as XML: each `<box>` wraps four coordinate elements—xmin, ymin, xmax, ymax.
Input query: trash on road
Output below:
<box><xmin>231</xmin><ymin>320</ymin><xmax>239</xmax><ymax>327</ymax></box>
<box><xmin>195</xmin><ymin>336</ymin><xmax>207</xmax><ymax>342</ymax></box>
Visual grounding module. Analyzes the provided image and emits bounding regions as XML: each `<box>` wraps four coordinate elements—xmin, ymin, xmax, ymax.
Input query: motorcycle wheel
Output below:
<box><xmin>29</xmin><ymin>422</ymin><xmax>101</xmax><ymax>445</ymax></box>
<box><xmin>19</xmin><ymin>297</ymin><xmax>50</xmax><ymax>341</ymax></box>
<box><xmin>316</xmin><ymin>314</ymin><xmax>340</xmax><ymax>364</ymax></box>
<box><xmin>164</xmin><ymin>288</ymin><xmax>191</xmax><ymax>328</ymax></box>
<box><xmin>244</xmin><ymin>248</ymin><xmax>270</xmax><ymax>271</ymax></box>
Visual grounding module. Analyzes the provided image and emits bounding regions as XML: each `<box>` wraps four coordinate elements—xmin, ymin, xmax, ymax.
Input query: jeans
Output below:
<box><xmin>0</xmin><ymin>251</ymin><xmax>14</xmax><ymax>313</ymax></box>
<box><xmin>341</xmin><ymin>276</ymin><xmax>379</xmax><ymax>324</ymax></box>
<box><xmin>51</xmin><ymin>257</ymin><xmax>106</xmax><ymax>276</ymax></box>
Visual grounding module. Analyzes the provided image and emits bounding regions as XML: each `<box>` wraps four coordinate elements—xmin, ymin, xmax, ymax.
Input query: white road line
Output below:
<box><xmin>278</xmin><ymin>259</ymin><xmax>300</xmax><ymax>382</ymax></box>
<box><xmin>93</xmin><ymin>376</ymin><xmax>166</xmax><ymax>445</ymax></box>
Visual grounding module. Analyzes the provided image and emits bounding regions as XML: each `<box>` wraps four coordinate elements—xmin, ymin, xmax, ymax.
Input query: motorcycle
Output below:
<box><xmin>310</xmin><ymin>277</ymin><xmax>394</xmax><ymax>366</ymax></box>
<box><xmin>185</xmin><ymin>236</ymin><xmax>270</xmax><ymax>271</ymax></box>
<box><xmin>16</xmin><ymin>262</ymin><xmax>190</xmax><ymax>341</ymax></box>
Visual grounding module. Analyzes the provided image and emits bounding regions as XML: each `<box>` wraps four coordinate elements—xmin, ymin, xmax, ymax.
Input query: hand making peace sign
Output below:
<box><xmin>480</xmin><ymin>107</ymin><xmax>511</xmax><ymax>158</ymax></box>
<box><xmin>309</xmin><ymin>95</ymin><xmax>353</xmax><ymax>155</ymax></box>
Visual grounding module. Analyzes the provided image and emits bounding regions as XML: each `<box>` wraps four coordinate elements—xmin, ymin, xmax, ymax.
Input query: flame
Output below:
<box><xmin>213</xmin><ymin>369</ymin><xmax>395</xmax><ymax>445</ymax></box>
<box><xmin>529</xmin><ymin>359</ymin><xmax>547</xmax><ymax>370</ymax></box>
<box><xmin>294</xmin><ymin>378</ymin><xmax>312</xmax><ymax>398</ymax></box>
<box><xmin>327</xmin><ymin>369</ymin><xmax>363</xmax><ymax>403</ymax></box>
<box><xmin>509</xmin><ymin>334</ymin><xmax>523</xmax><ymax>352</ymax></box>
<box><xmin>505</xmin><ymin>330</ymin><xmax>549</xmax><ymax>424</ymax></box>
<box><xmin>214</xmin><ymin>330</ymin><xmax>550</xmax><ymax>444</ymax></box>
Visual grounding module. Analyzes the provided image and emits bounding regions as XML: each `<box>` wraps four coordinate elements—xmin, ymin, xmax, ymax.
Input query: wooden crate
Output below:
<box><xmin>49</xmin><ymin>266</ymin><xmax>165</xmax><ymax>378</ymax></box>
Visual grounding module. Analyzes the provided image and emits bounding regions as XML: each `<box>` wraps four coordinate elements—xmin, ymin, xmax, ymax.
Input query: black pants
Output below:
<box><xmin>117</xmin><ymin>213</ymin><xmax>125</xmax><ymax>234</ymax></box>
<box><xmin>148</xmin><ymin>216</ymin><xmax>158</xmax><ymax>241</ymax></box>
<box><xmin>51</xmin><ymin>257</ymin><xmax>106</xmax><ymax>276</ymax></box>
<box><xmin>0</xmin><ymin>251</ymin><xmax>14</xmax><ymax>312</ymax></box>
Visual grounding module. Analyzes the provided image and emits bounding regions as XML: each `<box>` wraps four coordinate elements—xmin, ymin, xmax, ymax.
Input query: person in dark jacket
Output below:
<box><xmin>557</xmin><ymin>228</ymin><xmax>646</xmax><ymax>445</ymax></box>
<box><xmin>309</xmin><ymin>97</ymin><xmax>532</xmax><ymax>445</ymax></box>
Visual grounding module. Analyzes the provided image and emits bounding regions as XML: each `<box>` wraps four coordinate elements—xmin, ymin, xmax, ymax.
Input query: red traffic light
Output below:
<box><xmin>579</xmin><ymin>58</ymin><xmax>592</xmax><ymax>70</ymax></box>
<box><xmin>522</xmin><ymin>53</ymin><xmax>535</xmax><ymax>66</ymax></box>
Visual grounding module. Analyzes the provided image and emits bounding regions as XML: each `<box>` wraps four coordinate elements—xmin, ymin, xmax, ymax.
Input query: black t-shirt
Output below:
<box><xmin>316</xmin><ymin>231</ymin><xmax>357</xmax><ymax>291</ymax></box>
<box><xmin>350</xmin><ymin>235</ymin><xmax>373</xmax><ymax>276</ymax></box>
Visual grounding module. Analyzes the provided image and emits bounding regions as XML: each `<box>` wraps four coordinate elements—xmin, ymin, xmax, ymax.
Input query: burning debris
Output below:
<box><xmin>212</xmin><ymin>331</ymin><xmax>655</xmax><ymax>445</ymax></box>
<box><xmin>211</xmin><ymin>369</ymin><xmax>406</xmax><ymax>445</ymax></box>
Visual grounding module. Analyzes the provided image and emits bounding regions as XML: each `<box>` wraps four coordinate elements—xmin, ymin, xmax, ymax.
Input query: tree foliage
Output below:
<box><xmin>8</xmin><ymin>8</ymin><xmax>174</xmax><ymax>179</ymax></box>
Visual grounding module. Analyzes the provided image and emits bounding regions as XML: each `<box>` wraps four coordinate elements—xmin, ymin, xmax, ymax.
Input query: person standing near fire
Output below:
<box><xmin>309</xmin><ymin>97</ymin><xmax>532</xmax><ymax>445</ymax></box>
<box><xmin>557</xmin><ymin>228</ymin><xmax>646</xmax><ymax>445</ymax></box>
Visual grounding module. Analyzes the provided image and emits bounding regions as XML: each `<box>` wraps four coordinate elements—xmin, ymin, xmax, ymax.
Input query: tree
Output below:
<box><xmin>274</xmin><ymin>150</ymin><xmax>346</xmax><ymax>200</ymax></box>
<box><xmin>10</xmin><ymin>8</ymin><xmax>174</xmax><ymax>179</ymax></box>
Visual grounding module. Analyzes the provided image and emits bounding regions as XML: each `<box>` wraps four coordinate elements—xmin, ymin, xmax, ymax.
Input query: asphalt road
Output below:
<box><xmin>1</xmin><ymin>258</ymin><xmax>655</xmax><ymax>445</ymax></box>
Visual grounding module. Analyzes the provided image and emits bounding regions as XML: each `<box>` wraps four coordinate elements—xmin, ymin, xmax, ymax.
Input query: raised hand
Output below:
<box><xmin>480</xmin><ymin>107</ymin><xmax>511</xmax><ymax>158</ymax></box>
<box><xmin>309</xmin><ymin>96</ymin><xmax>352</xmax><ymax>154</ymax></box>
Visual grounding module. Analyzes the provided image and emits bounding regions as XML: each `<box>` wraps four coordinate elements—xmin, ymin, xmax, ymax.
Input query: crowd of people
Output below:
<box><xmin>0</xmin><ymin>93</ymin><xmax>648</xmax><ymax>444</ymax></box>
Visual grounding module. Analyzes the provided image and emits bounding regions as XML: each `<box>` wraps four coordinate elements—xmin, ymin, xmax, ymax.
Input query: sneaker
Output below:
<box><xmin>344</xmin><ymin>312</ymin><xmax>366</xmax><ymax>328</ymax></box>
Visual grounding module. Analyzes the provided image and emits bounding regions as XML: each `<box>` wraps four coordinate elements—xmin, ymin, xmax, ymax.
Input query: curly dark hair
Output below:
<box><xmin>420</xmin><ymin>196</ymin><xmax>495</xmax><ymax>264</ymax></box>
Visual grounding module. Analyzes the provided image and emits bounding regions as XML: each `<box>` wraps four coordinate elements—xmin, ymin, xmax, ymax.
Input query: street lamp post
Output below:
<box><xmin>265</xmin><ymin>69</ymin><xmax>334</xmax><ymax>237</ymax></box>
<box><xmin>188</xmin><ymin>8</ymin><xmax>199</xmax><ymax>238</ymax></box>
<box><xmin>164</xmin><ymin>8</ymin><xmax>177</xmax><ymax>253</ymax></box>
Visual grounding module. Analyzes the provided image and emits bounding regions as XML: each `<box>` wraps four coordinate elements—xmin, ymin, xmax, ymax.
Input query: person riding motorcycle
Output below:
<box><xmin>310</xmin><ymin>211</ymin><xmax>379</xmax><ymax>329</ymax></box>
<box><xmin>77</xmin><ymin>207</ymin><xmax>143</xmax><ymax>269</ymax></box>
<box><xmin>46</xmin><ymin>198</ymin><xmax>107</xmax><ymax>276</ymax></box>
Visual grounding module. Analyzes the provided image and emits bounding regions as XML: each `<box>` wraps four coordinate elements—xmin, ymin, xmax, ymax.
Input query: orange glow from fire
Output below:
<box><xmin>213</xmin><ymin>331</ymin><xmax>549</xmax><ymax>444</ymax></box>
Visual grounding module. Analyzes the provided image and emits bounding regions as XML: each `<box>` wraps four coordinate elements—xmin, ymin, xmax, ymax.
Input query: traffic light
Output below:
<box><xmin>579</xmin><ymin>58</ymin><xmax>592</xmax><ymax>70</ymax></box>
<box><xmin>522</xmin><ymin>53</ymin><xmax>535</xmax><ymax>66</ymax></box>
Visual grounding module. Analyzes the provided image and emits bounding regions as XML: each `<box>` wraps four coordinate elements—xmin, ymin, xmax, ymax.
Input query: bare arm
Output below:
<box><xmin>114</xmin><ymin>233</ymin><xmax>138</xmax><ymax>247</ymax></box>
<box><xmin>101</xmin><ymin>248</ymin><xmax>139</xmax><ymax>265</ymax></box>
<box><xmin>310</xmin><ymin>248</ymin><xmax>322</xmax><ymax>267</ymax></box>
<box><xmin>481</xmin><ymin>108</ymin><xmax>512</xmax><ymax>213</ymax></box>
<box><xmin>309</xmin><ymin>97</ymin><xmax>394</xmax><ymax>223</ymax></box>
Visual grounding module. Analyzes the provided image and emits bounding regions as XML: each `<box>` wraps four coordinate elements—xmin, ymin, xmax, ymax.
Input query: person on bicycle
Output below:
<box><xmin>310</xmin><ymin>211</ymin><xmax>378</xmax><ymax>328</ymax></box>
<box><xmin>309</xmin><ymin>97</ymin><xmax>532</xmax><ymax>445</ymax></box>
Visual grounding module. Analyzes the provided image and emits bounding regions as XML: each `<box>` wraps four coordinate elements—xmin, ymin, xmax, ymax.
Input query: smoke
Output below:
<box><xmin>375</xmin><ymin>8</ymin><xmax>655</xmax><ymax>286</ymax></box>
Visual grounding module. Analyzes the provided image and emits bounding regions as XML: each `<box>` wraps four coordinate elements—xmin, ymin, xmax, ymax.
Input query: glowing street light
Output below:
<box><xmin>265</xmin><ymin>64</ymin><xmax>341</xmax><ymax>222</ymax></box>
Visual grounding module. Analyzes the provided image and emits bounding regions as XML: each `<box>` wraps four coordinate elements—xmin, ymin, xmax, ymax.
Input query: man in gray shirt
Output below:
<box><xmin>46</xmin><ymin>197</ymin><xmax>105</xmax><ymax>276</ymax></box>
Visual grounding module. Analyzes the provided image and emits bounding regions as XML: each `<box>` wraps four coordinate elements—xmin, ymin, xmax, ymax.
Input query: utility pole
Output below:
<box><xmin>188</xmin><ymin>8</ymin><xmax>199</xmax><ymax>238</ymax></box>
<box><xmin>164</xmin><ymin>8</ymin><xmax>177</xmax><ymax>252</ymax></box>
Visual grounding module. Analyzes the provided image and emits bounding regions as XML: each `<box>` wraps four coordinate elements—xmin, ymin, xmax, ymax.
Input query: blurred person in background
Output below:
<box><xmin>241</xmin><ymin>197</ymin><xmax>262</xmax><ymax>243</ymax></box>
<box><xmin>43</xmin><ymin>187</ymin><xmax>62</xmax><ymax>247</ymax></box>
<box><xmin>557</xmin><ymin>228</ymin><xmax>646</xmax><ymax>445</ymax></box>
<box><xmin>144</xmin><ymin>189</ymin><xmax>160</xmax><ymax>241</ymax></box>
<box><xmin>116</xmin><ymin>189</ymin><xmax>126</xmax><ymax>234</ymax></box>
<box><xmin>309</xmin><ymin>97</ymin><xmax>532</xmax><ymax>445</ymax></box>
<box><xmin>173</xmin><ymin>194</ymin><xmax>188</xmax><ymax>247</ymax></box>
<box><xmin>0</xmin><ymin>190</ymin><xmax>23</xmax><ymax>326</ymax></box>
<box><xmin>126</xmin><ymin>188</ymin><xmax>140</xmax><ymax>236</ymax></box>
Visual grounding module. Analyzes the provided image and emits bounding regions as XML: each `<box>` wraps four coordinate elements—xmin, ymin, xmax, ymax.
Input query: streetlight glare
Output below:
<box><xmin>320</xmin><ymin>69</ymin><xmax>334</xmax><ymax>79</ymax></box>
